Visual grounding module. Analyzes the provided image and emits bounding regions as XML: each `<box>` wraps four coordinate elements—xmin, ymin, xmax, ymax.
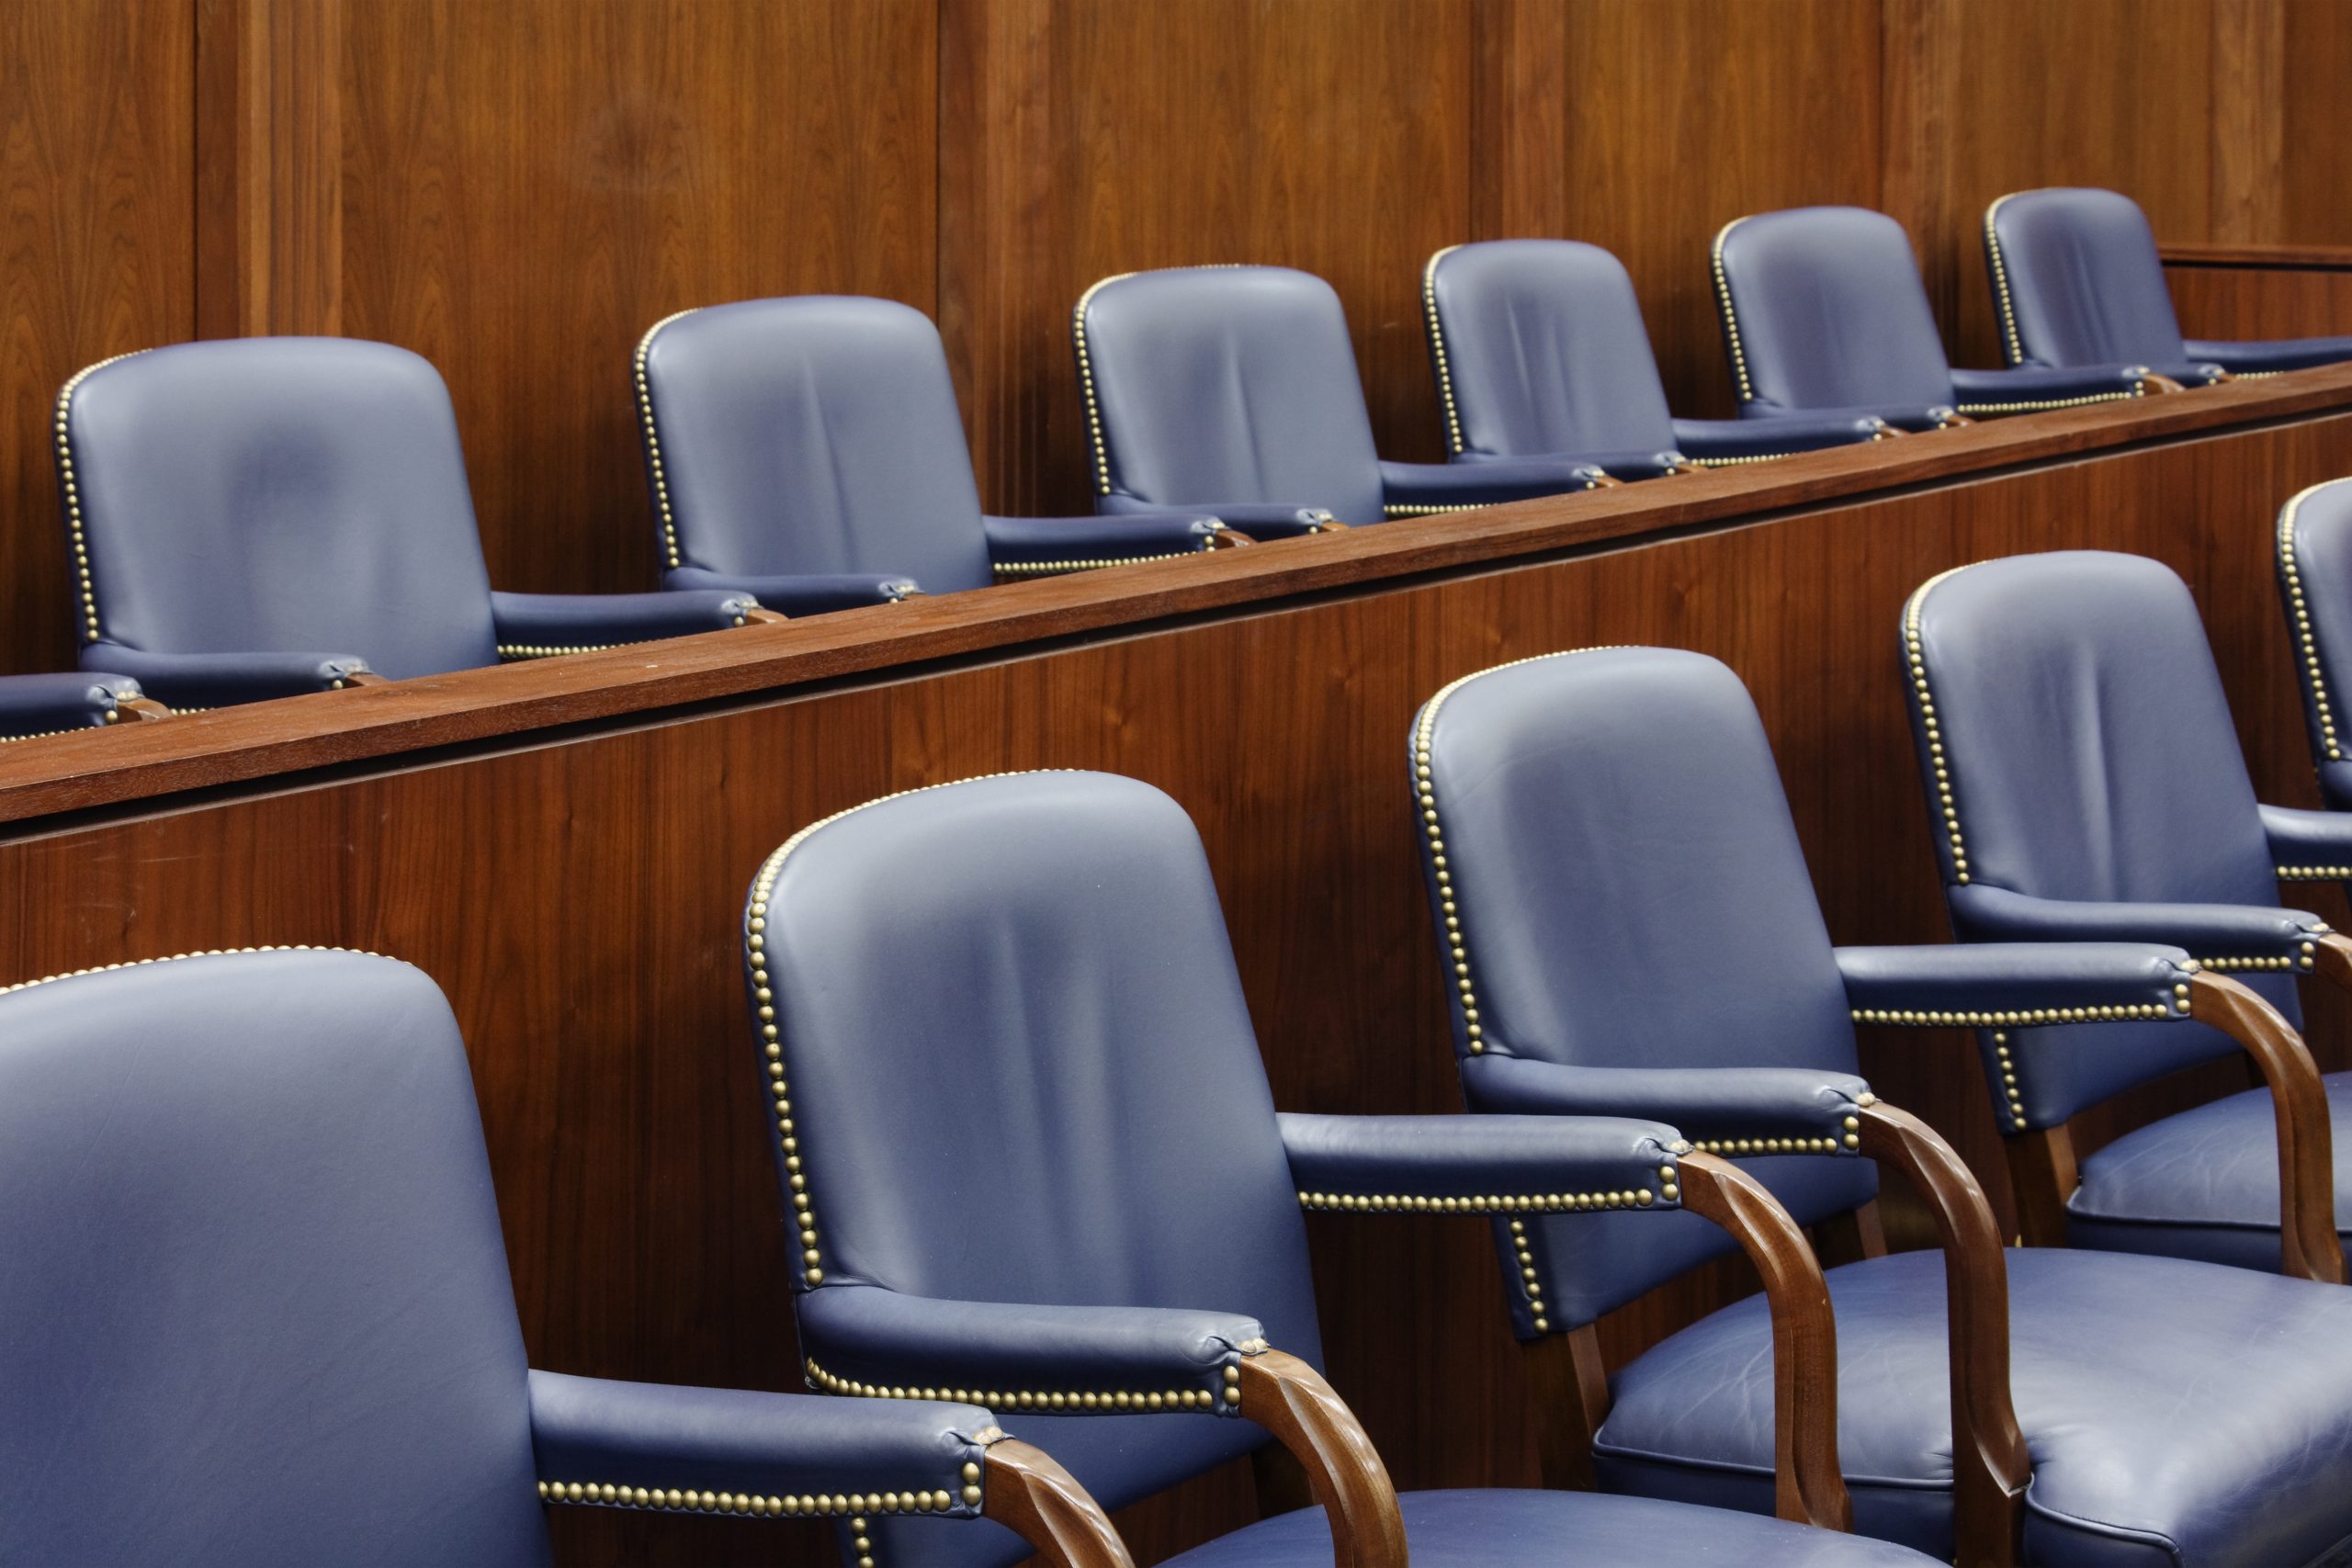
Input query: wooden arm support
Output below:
<box><xmin>1675</xmin><ymin>1152</ymin><xmax>1852</xmax><ymax>1533</ymax></box>
<box><xmin>982</xmin><ymin>1438</ymin><xmax>1136</xmax><ymax>1568</ymax></box>
<box><xmin>1235</xmin><ymin>1350</ymin><xmax>1408</xmax><ymax>1568</ymax></box>
<box><xmin>1853</xmin><ymin>1102</ymin><xmax>2029</xmax><ymax>1568</ymax></box>
<box><xmin>2141</xmin><ymin>372</ymin><xmax>2188</xmax><ymax>394</ymax></box>
<box><xmin>1206</xmin><ymin>527</ymin><xmax>1255</xmax><ymax>549</ymax></box>
<box><xmin>114</xmin><ymin>695</ymin><xmax>173</xmax><ymax>722</ymax></box>
<box><xmin>2190</xmin><ymin>966</ymin><xmax>2345</xmax><ymax>1284</ymax></box>
<box><xmin>741</xmin><ymin>606</ymin><xmax>791</xmax><ymax>626</ymax></box>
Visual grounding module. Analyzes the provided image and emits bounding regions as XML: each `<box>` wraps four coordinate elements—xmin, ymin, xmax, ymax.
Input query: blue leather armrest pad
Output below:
<box><xmin>2262</xmin><ymin>804</ymin><xmax>2352</xmax><ymax>873</ymax></box>
<box><xmin>795</xmin><ymin>1285</ymin><xmax>1259</xmax><ymax>1410</ymax></box>
<box><xmin>526</xmin><ymin>1369</ymin><xmax>993</xmax><ymax>1511</ymax></box>
<box><xmin>665</xmin><ymin>566</ymin><xmax>914</xmax><ymax>615</ymax></box>
<box><xmin>0</xmin><ymin>671</ymin><xmax>147</xmax><ymax>733</ymax></box>
<box><xmin>1379</xmin><ymin>457</ymin><xmax>1605</xmax><ymax>505</ymax></box>
<box><xmin>1276</xmin><ymin>1111</ymin><xmax>1687</xmax><ymax>1203</ymax></box>
<box><xmin>1949</xmin><ymin>363</ymin><xmax>2151</xmax><ymax>403</ymax></box>
<box><xmin>2185</xmin><ymin>337</ymin><xmax>2352</xmax><ymax>375</ymax></box>
<box><xmin>2319</xmin><ymin>761</ymin><xmax>2352</xmax><ymax>813</ymax></box>
<box><xmin>1837</xmin><ymin>942</ymin><xmax>2197</xmax><ymax>1021</ymax></box>
<box><xmin>1950</xmin><ymin>882</ymin><xmax>2327</xmax><ymax>958</ymax></box>
<box><xmin>1736</xmin><ymin>400</ymin><xmax>1955</xmax><ymax>433</ymax></box>
<box><xmin>491</xmin><ymin>589</ymin><xmax>756</xmax><ymax>647</ymax></box>
<box><xmin>1096</xmin><ymin>494</ymin><xmax>1331</xmax><ymax>537</ymax></box>
<box><xmin>1459</xmin><ymin>1055</ymin><xmax>1870</xmax><ymax>1147</ymax></box>
<box><xmin>981</xmin><ymin>512</ymin><xmax>1223</xmax><ymax>564</ymax></box>
<box><xmin>1671</xmin><ymin>414</ymin><xmax>1883</xmax><ymax>457</ymax></box>
<box><xmin>80</xmin><ymin>643</ymin><xmax>366</xmax><ymax>706</ymax></box>
<box><xmin>1450</xmin><ymin>447</ymin><xmax>1687</xmax><ymax>480</ymax></box>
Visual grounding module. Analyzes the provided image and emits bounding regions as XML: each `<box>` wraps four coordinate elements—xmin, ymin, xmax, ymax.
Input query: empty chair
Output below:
<box><xmin>2278</xmin><ymin>478</ymin><xmax>2352</xmax><ymax>808</ymax></box>
<box><xmin>1987</xmin><ymin>188</ymin><xmax>2352</xmax><ymax>381</ymax></box>
<box><xmin>1713</xmin><ymin>206</ymin><xmax>2177</xmax><ymax>429</ymax></box>
<box><xmin>55</xmin><ymin>338</ymin><xmax>768</xmax><ymax>709</ymax></box>
<box><xmin>1423</xmin><ymin>240</ymin><xmax>1890</xmax><ymax>468</ymax></box>
<box><xmin>1076</xmin><ymin>265</ymin><xmax>1648</xmax><ymax>531</ymax></box>
<box><xmin>636</xmin><ymin>298</ymin><xmax>1241</xmax><ymax>613</ymax></box>
<box><xmin>1907</xmin><ymin>548</ymin><xmax>2352</xmax><ymax>1280</ymax></box>
<box><xmin>0</xmin><ymin>947</ymin><xmax>1129</xmax><ymax>1568</ymax></box>
<box><xmin>0</xmin><ymin>671</ymin><xmax>159</xmax><ymax>738</ymax></box>
<box><xmin>744</xmin><ymin>769</ymin><xmax>1941</xmax><ymax>1568</ymax></box>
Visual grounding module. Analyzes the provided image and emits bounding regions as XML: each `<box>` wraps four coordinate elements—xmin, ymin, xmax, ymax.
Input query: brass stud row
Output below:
<box><xmin>53</xmin><ymin>351</ymin><xmax>148</xmax><ymax>643</ymax></box>
<box><xmin>991</xmin><ymin>552</ymin><xmax>1187</xmax><ymax>580</ymax></box>
<box><xmin>540</xmin><ymin>1480</ymin><xmax>954</xmax><ymax>1519</ymax></box>
<box><xmin>2197</xmin><ymin>950</ymin><xmax>2313</xmax><ymax>973</ymax></box>
<box><xmin>1421</xmin><ymin>246</ymin><xmax>1466</xmax><ymax>454</ymax></box>
<box><xmin>1905</xmin><ymin>565</ymin><xmax>1977</xmax><ymax>883</ymax></box>
<box><xmin>1982</xmin><ymin>196</ymin><xmax>2027</xmax><ymax>367</ymax></box>
<box><xmin>1851</xmin><ymin>1000</ymin><xmax>2185</xmax><ymax>1026</ymax></box>
<box><xmin>2279</xmin><ymin>484</ymin><xmax>2342</xmax><ymax>760</ymax></box>
<box><xmin>632</xmin><ymin>309</ymin><xmax>701</xmax><ymax>570</ymax></box>
<box><xmin>1952</xmin><ymin>392</ymin><xmax>2135</xmax><ymax>416</ymax></box>
<box><xmin>2278</xmin><ymin>865</ymin><xmax>2352</xmax><ymax>881</ymax></box>
<box><xmin>1709</xmin><ymin>218</ymin><xmax>1756</xmax><ymax>404</ymax></box>
<box><xmin>1688</xmin><ymin>1135</ymin><xmax>1849</xmax><ymax>1156</ymax></box>
<box><xmin>497</xmin><ymin>642</ymin><xmax>623</xmax><ymax>661</ymax></box>
<box><xmin>808</xmin><ymin>1356</ymin><xmax>1231</xmax><ymax>1414</ymax></box>
<box><xmin>1994</xmin><ymin>1031</ymin><xmax>2027</xmax><ymax>1129</ymax></box>
<box><xmin>1</xmin><ymin>943</ymin><xmax>384</xmax><ymax>998</ymax></box>
<box><xmin>1070</xmin><ymin>273</ymin><xmax>1136</xmax><ymax>496</ymax></box>
<box><xmin>1298</xmin><ymin>1188</ymin><xmax>1655</xmax><ymax>1213</ymax></box>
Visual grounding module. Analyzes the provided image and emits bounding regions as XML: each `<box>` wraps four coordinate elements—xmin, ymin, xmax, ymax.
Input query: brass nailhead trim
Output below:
<box><xmin>807</xmin><ymin>1355</ymin><xmax>1237</xmax><ymax>1413</ymax></box>
<box><xmin>2198</xmin><ymin>946</ymin><xmax>2317</xmax><ymax>973</ymax></box>
<box><xmin>1422</xmin><ymin>245</ymin><xmax>1466</xmax><ymax>454</ymax></box>
<box><xmin>633</xmin><ymin>308</ymin><xmax>701</xmax><ymax>570</ymax></box>
<box><xmin>1689</xmin><ymin>451</ymin><xmax>1796</xmax><ymax>468</ymax></box>
<box><xmin>2279</xmin><ymin>481</ymin><xmax>2342</xmax><ymax>760</ymax></box>
<box><xmin>1994</xmin><ymin>1031</ymin><xmax>2026</xmax><ymax>1130</ymax></box>
<box><xmin>1955</xmin><ymin>391</ymin><xmax>2136</xmax><ymax>416</ymax></box>
<box><xmin>2</xmin><ymin>944</ymin><xmax>390</xmax><ymax>1001</ymax></box>
<box><xmin>1851</xmin><ymin>1002</ymin><xmax>2183</xmax><ymax>1026</ymax></box>
<box><xmin>2279</xmin><ymin>865</ymin><xmax>2352</xmax><ymax>881</ymax></box>
<box><xmin>1298</xmin><ymin>1188</ymin><xmax>1654</xmax><ymax>1214</ymax></box>
<box><xmin>1710</xmin><ymin>217</ymin><xmax>1756</xmax><ymax>405</ymax></box>
<box><xmin>55</xmin><ymin>351</ymin><xmax>149</xmax><ymax>643</ymax></box>
<box><xmin>991</xmin><ymin>552</ymin><xmax>1185</xmax><ymax>579</ymax></box>
<box><xmin>1904</xmin><ymin>564</ymin><xmax>1978</xmax><ymax>883</ymax></box>
<box><xmin>540</xmin><ymin>1481</ymin><xmax>956</xmax><ymax>1520</ymax></box>
<box><xmin>1688</xmin><ymin>1135</ymin><xmax>1848</xmax><ymax>1155</ymax></box>
<box><xmin>1984</xmin><ymin>193</ymin><xmax>2028</xmax><ymax>367</ymax></box>
<box><xmin>498</xmin><ymin>642</ymin><xmax>622</xmax><ymax>660</ymax></box>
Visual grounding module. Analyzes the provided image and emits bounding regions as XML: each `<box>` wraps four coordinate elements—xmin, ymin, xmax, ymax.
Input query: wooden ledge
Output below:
<box><xmin>2162</xmin><ymin>242</ymin><xmax>2352</xmax><ymax>272</ymax></box>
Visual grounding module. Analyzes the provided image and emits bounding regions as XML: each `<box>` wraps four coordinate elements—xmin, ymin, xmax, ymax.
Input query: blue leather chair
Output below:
<box><xmin>635</xmin><ymin>297</ymin><xmax>1242</xmax><ymax>611</ymax></box>
<box><xmin>1416</xmin><ymin>645</ymin><xmax>2352</xmax><ymax>1566</ymax></box>
<box><xmin>0</xmin><ymin>946</ymin><xmax>1129</xmax><ymax>1568</ymax></box>
<box><xmin>1712</xmin><ymin>207</ymin><xmax>2179</xmax><ymax>429</ymax></box>
<box><xmin>0</xmin><ymin>671</ymin><xmax>160</xmax><ymax>739</ymax></box>
<box><xmin>54</xmin><ymin>338</ymin><xmax>769</xmax><ymax>709</ymax></box>
<box><xmin>744</xmin><ymin>770</ymin><xmax>1941</xmax><ymax>1568</ymax></box>
<box><xmin>1907</xmin><ymin>549</ymin><xmax>2352</xmax><ymax>1280</ymax></box>
<box><xmin>1422</xmin><ymin>241</ymin><xmax>1892</xmax><ymax>469</ymax></box>
<box><xmin>1986</xmin><ymin>188</ymin><xmax>2352</xmax><ymax>382</ymax></box>
<box><xmin>2279</xmin><ymin>479</ymin><xmax>2352</xmax><ymax>808</ymax></box>
<box><xmin>1075</xmin><ymin>266</ymin><xmax>1640</xmax><ymax>532</ymax></box>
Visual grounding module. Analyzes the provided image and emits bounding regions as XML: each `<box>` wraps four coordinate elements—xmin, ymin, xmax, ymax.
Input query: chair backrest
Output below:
<box><xmin>1905</xmin><ymin>550</ymin><xmax>2297</xmax><ymax>1125</ymax></box>
<box><xmin>2278</xmin><ymin>479</ymin><xmax>2352</xmax><ymax>802</ymax></box>
<box><xmin>1713</xmin><ymin>207</ymin><xmax>1958</xmax><ymax>412</ymax></box>
<box><xmin>1074</xmin><ymin>266</ymin><xmax>1388</xmax><ymax>527</ymax></box>
<box><xmin>1423</xmin><ymin>240</ymin><xmax>1679</xmax><ymax>459</ymax></box>
<box><xmin>58</xmin><ymin>338</ymin><xmax>501</xmax><ymax>679</ymax></box>
<box><xmin>747</xmin><ymin>771</ymin><xmax>1322</xmax><ymax>1567</ymax></box>
<box><xmin>1984</xmin><ymin>188</ymin><xmax>2188</xmax><ymax>370</ymax></box>
<box><xmin>636</xmin><ymin>298</ymin><xmax>995</xmax><ymax>593</ymax></box>
<box><xmin>0</xmin><ymin>949</ymin><xmax>548</xmax><ymax>1566</ymax></box>
<box><xmin>1412</xmin><ymin>648</ymin><xmax>1875</xmax><ymax>1326</ymax></box>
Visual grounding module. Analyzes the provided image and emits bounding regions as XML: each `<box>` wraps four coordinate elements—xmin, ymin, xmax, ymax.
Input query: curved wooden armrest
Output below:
<box><xmin>1235</xmin><ymin>1350</ymin><xmax>1407</xmax><ymax>1568</ymax></box>
<box><xmin>1675</xmin><ymin>1152</ymin><xmax>1851</xmax><ymax>1532</ymax></box>
<box><xmin>1872</xmin><ymin>423</ymin><xmax>1910</xmax><ymax>439</ymax></box>
<box><xmin>1207</xmin><ymin>527</ymin><xmax>1255</xmax><ymax>549</ymax></box>
<box><xmin>2190</xmin><ymin>967</ymin><xmax>2345</xmax><ymax>1283</ymax></box>
<box><xmin>1669</xmin><ymin>458</ymin><xmax>1703</xmax><ymax>475</ymax></box>
<box><xmin>1586</xmin><ymin>472</ymin><xmax>1625</xmax><ymax>489</ymax></box>
<box><xmin>982</xmin><ymin>1438</ymin><xmax>1136</xmax><ymax>1568</ymax></box>
<box><xmin>1309</xmin><ymin>518</ymin><xmax>1350</xmax><ymax>534</ymax></box>
<box><xmin>741</xmin><ymin>606</ymin><xmax>791</xmax><ymax>626</ymax></box>
<box><xmin>2140</xmin><ymin>372</ymin><xmax>2188</xmax><ymax>394</ymax></box>
<box><xmin>1937</xmin><ymin>412</ymin><xmax>1976</xmax><ymax>428</ymax></box>
<box><xmin>339</xmin><ymin>670</ymin><xmax>392</xmax><ymax>687</ymax></box>
<box><xmin>113</xmin><ymin>695</ymin><xmax>173</xmax><ymax>723</ymax></box>
<box><xmin>1853</xmin><ymin>1102</ymin><xmax>2028</xmax><ymax>1568</ymax></box>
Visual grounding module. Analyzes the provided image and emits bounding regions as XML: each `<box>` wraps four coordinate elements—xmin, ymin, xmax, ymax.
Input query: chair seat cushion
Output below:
<box><xmin>1595</xmin><ymin>1249</ymin><xmax>2352</xmax><ymax>1567</ymax></box>
<box><xmin>2066</xmin><ymin>1071</ymin><xmax>2352</xmax><ymax>1273</ymax></box>
<box><xmin>1158</xmin><ymin>1488</ymin><xmax>1939</xmax><ymax>1566</ymax></box>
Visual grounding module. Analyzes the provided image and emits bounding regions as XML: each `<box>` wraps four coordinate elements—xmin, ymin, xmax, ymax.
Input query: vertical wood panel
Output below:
<box><xmin>2278</xmin><ymin>0</ymin><xmax>2352</xmax><ymax>245</ymax></box>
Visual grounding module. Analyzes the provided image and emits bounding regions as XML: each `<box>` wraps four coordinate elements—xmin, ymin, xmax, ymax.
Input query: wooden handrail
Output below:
<box><xmin>1235</xmin><ymin>1350</ymin><xmax>1408</xmax><ymax>1568</ymax></box>
<box><xmin>2191</xmin><ymin>966</ymin><xmax>2345</xmax><ymax>1284</ymax></box>
<box><xmin>983</xmin><ymin>1438</ymin><xmax>1136</xmax><ymax>1568</ymax></box>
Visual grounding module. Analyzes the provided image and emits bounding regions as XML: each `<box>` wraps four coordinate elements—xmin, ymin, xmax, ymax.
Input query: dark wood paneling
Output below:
<box><xmin>0</xmin><ymin>0</ymin><xmax>192</xmax><ymax>677</ymax></box>
<box><xmin>2278</xmin><ymin>0</ymin><xmax>2352</xmax><ymax>247</ymax></box>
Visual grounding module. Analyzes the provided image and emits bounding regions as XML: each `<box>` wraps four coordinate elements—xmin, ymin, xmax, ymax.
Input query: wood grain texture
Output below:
<box><xmin>5</xmin><ymin>395</ymin><xmax>2352</xmax><ymax>1562</ymax></box>
<box><xmin>2167</xmin><ymin>254</ymin><xmax>2352</xmax><ymax>345</ymax></box>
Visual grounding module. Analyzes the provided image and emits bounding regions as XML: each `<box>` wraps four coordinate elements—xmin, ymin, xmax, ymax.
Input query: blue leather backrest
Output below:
<box><xmin>1425</xmin><ymin>240</ymin><xmax>1679</xmax><ymax>459</ymax></box>
<box><xmin>638</xmin><ymin>298</ymin><xmax>995</xmax><ymax>593</ymax></box>
<box><xmin>1713</xmin><ymin>207</ymin><xmax>1957</xmax><ymax>411</ymax></box>
<box><xmin>2279</xmin><ymin>479</ymin><xmax>2352</xmax><ymax>800</ymax></box>
<box><xmin>1985</xmin><ymin>188</ymin><xmax>2187</xmax><ymax>370</ymax></box>
<box><xmin>1074</xmin><ymin>266</ymin><xmax>1387</xmax><ymax>526</ymax></box>
<box><xmin>60</xmin><ymin>338</ymin><xmax>501</xmax><ymax>678</ymax></box>
<box><xmin>1414</xmin><ymin>649</ymin><xmax>1874</xmax><ymax>1324</ymax></box>
<box><xmin>1905</xmin><ymin>551</ymin><xmax>2296</xmax><ymax>1120</ymax></box>
<box><xmin>749</xmin><ymin>772</ymin><xmax>1322</xmax><ymax>1561</ymax></box>
<box><xmin>0</xmin><ymin>951</ymin><xmax>548</xmax><ymax>1567</ymax></box>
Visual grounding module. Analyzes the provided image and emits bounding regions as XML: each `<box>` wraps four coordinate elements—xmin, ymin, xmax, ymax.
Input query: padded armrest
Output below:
<box><xmin>1378</xmin><ymin>457</ymin><xmax>1608</xmax><ymax>509</ymax></box>
<box><xmin>2186</xmin><ymin>337</ymin><xmax>2352</xmax><ymax>375</ymax></box>
<box><xmin>1950</xmin><ymin>883</ymin><xmax>2329</xmax><ymax>963</ymax></box>
<box><xmin>1449</xmin><ymin>447</ymin><xmax>1688</xmax><ymax>481</ymax></box>
<box><xmin>1097</xmin><ymin>494</ymin><xmax>1334</xmax><ymax>538</ymax></box>
<box><xmin>0</xmin><ymin>671</ymin><xmax>149</xmax><ymax>735</ymax></box>
<box><xmin>795</xmin><ymin>1285</ymin><xmax>1260</xmax><ymax>1414</ymax></box>
<box><xmin>491</xmin><ymin>589</ymin><xmax>759</xmax><ymax>654</ymax></box>
<box><xmin>1277</xmin><ymin>1111</ymin><xmax>1687</xmax><ymax>1209</ymax></box>
<box><xmin>982</xmin><ymin>512</ymin><xmax>1227</xmax><ymax>567</ymax></box>
<box><xmin>80</xmin><ymin>643</ymin><xmax>368</xmax><ymax>707</ymax></box>
<box><xmin>2263</xmin><ymin>805</ymin><xmax>2352</xmax><ymax>879</ymax></box>
<box><xmin>527</xmin><ymin>1370</ymin><xmax>1000</xmax><ymax>1516</ymax></box>
<box><xmin>1838</xmin><ymin>942</ymin><xmax>2197</xmax><ymax>1023</ymax></box>
<box><xmin>666</xmin><ymin>566</ymin><xmax>917</xmax><ymax>615</ymax></box>
<box><xmin>1736</xmin><ymin>399</ymin><xmax>1958</xmax><ymax>433</ymax></box>
<box><xmin>1458</xmin><ymin>1055</ymin><xmax>1871</xmax><ymax>1152</ymax></box>
<box><xmin>1949</xmin><ymin>363</ymin><xmax>2155</xmax><ymax>411</ymax></box>
<box><xmin>1671</xmin><ymin>413</ymin><xmax>1886</xmax><ymax>459</ymax></box>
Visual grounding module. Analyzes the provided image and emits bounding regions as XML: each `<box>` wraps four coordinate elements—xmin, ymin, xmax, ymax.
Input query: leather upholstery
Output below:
<box><xmin>0</xmin><ymin>670</ymin><xmax>147</xmax><ymax>737</ymax></box>
<box><xmin>1423</xmin><ymin>240</ymin><xmax>1882</xmax><ymax>465</ymax></box>
<box><xmin>2262</xmin><ymin>802</ymin><xmax>2352</xmax><ymax>867</ymax></box>
<box><xmin>59</xmin><ymin>338</ymin><xmax>748</xmax><ymax>705</ymax></box>
<box><xmin>640</xmin><ymin>298</ymin><xmax>1223</xmax><ymax>601</ymax></box>
<box><xmin>2277</xmin><ymin>479</ymin><xmax>2352</xmax><ymax>808</ymax></box>
<box><xmin>1671</xmin><ymin>414</ymin><xmax>1889</xmax><ymax>461</ymax></box>
<box><xmin>1463</xmin><ymin>1058</ymin><xmax>1871</xmax><ymax>1147</ymax></box>
<box><xmin>979</xmin><ymin>511</ymin><xmax>1227</xmax><ymax>571</ymax></box>
<box><xmin>1276</xmin><ymin>1111</ymin><xmax>1686</xmax><ymax>1202</ymax></box>
<box><xmin>1713</xmin><ymin>208</ymin><xmax>2154</xmax><ymax>423</ymax></box>
<box><xmin>1834</xmin><ymin>942</ymin><xmax>2198</xmax><ymax>1019</ymax></box>
<box><xmin>0</xmin><ymin>949</ymin><xmax>1052</xmax><ymax>1565</ymax></box>
<box><xmin>486</xmin><ymin>589</ymin><xmax>759</xmax><ymax>652</ymax></box>
<box><xmin>1987</xmin><ymin>188</ymin><xmax>2351</xmax><ymax>380</ymax></box>
<box><xmin>1099</xmin><ymin>496</ymin><xmax>1334</xmax><ymax>538</ymax></box>
<box><xmin>1600</xmin><ymin>1248</ymin><xmax>2352</xmax><ymax>1566</ymax></box>
<box><xmin>668</xmin><ymin>568</ymin><xmax>919</xmax><ymax>616</ymax></box>
<box><xmin>1377</xmin><ymin>454</ymin><xmax>1614</xmax><ymax>508</ymax></box>
<box><xmin>1904</xmin><ymin>550</ymin><xmax>2309</xmax><ymax>1132</ymax></box>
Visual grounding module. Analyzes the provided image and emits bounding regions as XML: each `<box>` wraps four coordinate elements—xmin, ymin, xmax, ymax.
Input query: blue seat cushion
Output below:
<box><xmin>1159</xmin><ymin>1488</ymin><xmax>1939</xmax><ymax>1566</ymax></box>
<box><xmin>2066</xmin><ymin>1071</ymin><xmax>2352</xmax><ymax>1273</ymax></box>
<box><xmin>1595</xmin><ymin>1249</ymin><xmax>2352</xmax><ymax>1567</ymax></box>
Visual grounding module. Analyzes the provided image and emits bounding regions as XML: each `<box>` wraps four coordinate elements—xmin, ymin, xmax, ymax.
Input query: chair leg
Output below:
<box><xmin>1250</xmin><ymin>1438</ymin><xmax>1315</xmax><ymax>1520</ymax></box>
<box><xmin>1521</xmin><ymin>1324</ymin><xmax>1611</xmax><ymax>1491</ymax></box>
<box><xmin>2004</xmin><ymin>1124</ymin><xmax>2077</xmax><ymax>1247</ymax></box>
